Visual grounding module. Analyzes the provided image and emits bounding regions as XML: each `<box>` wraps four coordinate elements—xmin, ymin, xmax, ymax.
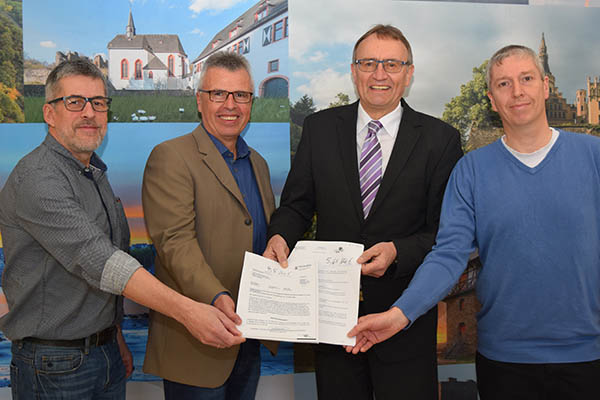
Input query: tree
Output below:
<box><xmin>442</xmin><ymin>60</ymin><xmax>501</xmax><ymax>147</ymax></box>
<box><xmin>328</xmin><ymin>92</ymin><xmax>351</xmax><ymax>108</ymax></box>
<box><xmin>0</xmin><ymin>60</ymin><xmax>16</xmax><ymax>87</ymax></box>
<box><xmin>290</xmin><ymin>94</ymin><xmax>316</xmax><ymax>127</ymax></box>
<box><xmin>0</xmin><ymin>83</ymin><xmax>24</xmax><ymax>122</ymax></box>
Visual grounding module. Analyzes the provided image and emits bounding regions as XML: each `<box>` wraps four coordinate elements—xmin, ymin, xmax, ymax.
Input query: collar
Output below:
<box><xmin>203</xmin><ymin>123</ymin><xmax>250</xmax><ymax>159</ymax></box>
<box><xmin>43</xmin><ymin>133</ymin><xmax>107</xmax><ymax>172</ymax></box>
<box><xmin>356</xmin><ymin>101</ymin><xmax>403</xmax><ymax>139</ymax></box>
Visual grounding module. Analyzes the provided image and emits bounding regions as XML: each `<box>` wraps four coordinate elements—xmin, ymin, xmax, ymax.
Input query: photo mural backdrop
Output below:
<box><xmin>0</xmin><ymin>0</ymin><xmax>292</xmax><ymax>387</ymax></box>
<box><xmin>288</xmin><ymin>0</ymin><xmax>599</xmax><ymax>396</ymax></box>
<box><xmin>1</xmin><ymin>0</ymin><xmax>599</xmax><ymax>398</ymax></box>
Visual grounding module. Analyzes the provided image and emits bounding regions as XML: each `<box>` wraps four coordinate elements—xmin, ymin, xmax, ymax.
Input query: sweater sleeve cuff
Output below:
<box><xmin>101</xmin><ymin>250</ymin><xmax>142</xmax><ymax>294</ymax></box>
<box><xmin>393</xmin><ymin>295</ymin><xmax>426</xmax><ymax>330</ymax></box>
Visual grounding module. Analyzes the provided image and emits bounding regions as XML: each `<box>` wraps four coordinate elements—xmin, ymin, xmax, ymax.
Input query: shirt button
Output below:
<box><xmin>245</xmin><ymin>219</ymin><xmax>252</xmax><ymax>226</ymax></box>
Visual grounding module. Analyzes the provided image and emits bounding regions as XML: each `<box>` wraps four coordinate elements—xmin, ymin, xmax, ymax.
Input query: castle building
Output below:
<box><xmin>539</xmin><ymin>33</ymin><xmax>599</xmax><ymax>126</ymax></box>
<box><xmin>576</xmin><ymin>77</ymin><xmax>600</xmax><ymax>125</ymax></box>
<box><xmin>538</xmin><ymin>33</ymin><xmax>577</xmax><ymax>125</ymax></box>
<box><xmin>438</xmin><ymin>257</ymin><xmax>481</xmax><ymax>362</ymax></box>
<box><xmin>107</xmin><ymin>10</ymin><xmax>190</xmax><ymax>90</ymax></box>
<box><xmin>191</xmin><ymin>0</ymin><xmax>288</xmax><ymax>98</ymax></box>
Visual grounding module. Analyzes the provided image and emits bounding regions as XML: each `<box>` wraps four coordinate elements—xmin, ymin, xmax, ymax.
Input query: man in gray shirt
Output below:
<box><xmin>0</xmin><ymin>59</ymin><xmax>245</xmax><ymax>399</ymax></box>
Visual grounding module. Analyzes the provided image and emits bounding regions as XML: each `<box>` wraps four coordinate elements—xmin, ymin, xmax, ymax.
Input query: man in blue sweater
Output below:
<box><xmin>347</xmin><ymin>45</ymin><xmax>600</xmax><ymax>399</ymax></box>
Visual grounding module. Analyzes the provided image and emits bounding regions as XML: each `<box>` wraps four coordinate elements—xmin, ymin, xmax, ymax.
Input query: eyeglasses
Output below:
<box><xmin>47</xmin><ymin>95</ymin><xmax>112</xmax><ymax>112</ymax></box>
<box><xmin>354</xmin><ymin>59</ymin><xmax>411</xmax><ymax>73</ymax></box>
<box><xmin>199</xmin><ymin>89</ymin><xmax>253</xmax><ymax>104</ymax></box>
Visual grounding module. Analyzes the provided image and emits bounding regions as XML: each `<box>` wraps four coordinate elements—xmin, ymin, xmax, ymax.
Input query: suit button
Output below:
<box><xmin>245</xmin><ymin>219</ymin><xmax>252</xmax><ymax>226</ymax></box>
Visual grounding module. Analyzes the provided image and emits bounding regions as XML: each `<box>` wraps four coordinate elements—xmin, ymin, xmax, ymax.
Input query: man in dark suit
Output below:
<box><xmin>264</xmin><ymin>25</ymin><xmax>463</xmax><ymax>399</ymax></box>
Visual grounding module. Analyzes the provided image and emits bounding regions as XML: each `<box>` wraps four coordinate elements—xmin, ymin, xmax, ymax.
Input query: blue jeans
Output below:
<box><xmin>163</xmin><ymin>339</ymin><xmax>261</xmax><ymax>400</ymax></box>
<box><xmin>10</xmin><ymin>339</ymin><xmax>126</xmax><ymax>400</ymax></box>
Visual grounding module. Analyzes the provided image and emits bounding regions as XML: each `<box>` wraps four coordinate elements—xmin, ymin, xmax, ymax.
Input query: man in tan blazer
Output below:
<box><xmin>142</xmin><ymin>52</ymin><xmax>277</xmax><ymax>399</ymax></box>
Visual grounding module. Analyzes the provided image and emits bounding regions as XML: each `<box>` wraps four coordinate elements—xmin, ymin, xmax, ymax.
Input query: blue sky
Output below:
<box><xmin>290</xmin><ymin>0</ymin><xmax>600</xmax><ymax>116</ymax></box>
<box><xmin>23</xmin><ymin>0</ymin><xmax>256</xmax><ymax>64</ymax></box>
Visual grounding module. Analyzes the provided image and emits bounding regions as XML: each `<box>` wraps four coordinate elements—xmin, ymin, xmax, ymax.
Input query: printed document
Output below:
<box><xmin>236</xmin><ymin>241</ymin><xmax>363</xmax><ymax>346</ymax></box>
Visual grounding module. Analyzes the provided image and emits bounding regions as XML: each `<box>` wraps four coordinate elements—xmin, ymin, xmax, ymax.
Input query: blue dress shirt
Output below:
<box><xmin>206</xmin><ymin>129</ymin><xmax>268</xmax><ymax>304</ymax></box>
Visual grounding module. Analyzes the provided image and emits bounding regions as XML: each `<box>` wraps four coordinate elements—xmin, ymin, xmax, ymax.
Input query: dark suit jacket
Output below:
<box><xmin>268</xmin><ymin>99</ymin><xmax>463</xmax><ymax>362</ymax></box>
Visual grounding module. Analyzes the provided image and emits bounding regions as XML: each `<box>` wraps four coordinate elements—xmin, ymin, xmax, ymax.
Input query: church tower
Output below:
<box><xmin>126</xmin><ymin>9</ymin><xmax>136</xmax><ymax>39</ymax></box>
<box><xmin>538</xmin><ymin>33</ymin><xmax>556</xmax><ymax>94</ymax></box>
<box><xmin>588</xmin><ymin>77</ymin><xmax>600</xmax><ymax>125</ymax></box>
<box><xmin>538</xmin><ymin>33</ymin><xmax>576</xmax><ymax>124</ymax></box>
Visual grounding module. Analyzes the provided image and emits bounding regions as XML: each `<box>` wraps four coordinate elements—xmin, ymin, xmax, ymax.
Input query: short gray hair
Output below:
<box><xmin>45</xmin><ymin>58</ymin><xmax>107</xmax><ymax>101</ymax></box>
<box><xmin>352</xmin><ymin>24</ymin><xmax>413</xmax><ymax>65</ymax></box>
<box><xmin>196</xmin><ymin>52</ymin><xmax>254</xmax><ymax>93</ymax></box>
<box><xmin>486</xmin><ymin>45</ymin><xmax>545</xmax><ymax>89</ymax></box>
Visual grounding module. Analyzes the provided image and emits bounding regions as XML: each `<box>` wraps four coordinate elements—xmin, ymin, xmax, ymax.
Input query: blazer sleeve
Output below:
<box><xmin>267</xmin><ymin>116</ymin><xmax>317</xmax><ymax>247</ymax></box>
<box><xmin>142</xmin><ymin>142</ymin><xmax>227</xmax><ymax>304</ymax></box>
<box><xmin>391</xmin><ymin>123</ymin><xmax>463</xmax><ymax>278</ymax></box>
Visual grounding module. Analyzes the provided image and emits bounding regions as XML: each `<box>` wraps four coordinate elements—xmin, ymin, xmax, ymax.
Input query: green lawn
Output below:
<box><xmin>25</xmin><ymin>95</ymin><xmax>289</xmax><ymax>123</ymax></box>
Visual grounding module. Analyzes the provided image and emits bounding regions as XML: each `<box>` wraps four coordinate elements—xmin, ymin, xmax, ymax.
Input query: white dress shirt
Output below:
<box><xmin>356</xmin><ymin>101</ymin><xmax>403</xmax><ymax>175</ymax></box>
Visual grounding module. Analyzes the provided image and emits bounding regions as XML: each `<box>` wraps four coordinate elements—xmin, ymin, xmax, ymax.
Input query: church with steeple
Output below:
<box><xmin>539</xmin><ymin>33</ymin><xmax>599</xmax><ymax>126</ymax></box>
<box><xmin>538</xmin><ymin>33</ymin><xmax>577</xmax><ymax>125</ymax></box>
<box><xmin>107</xmin><ymin>9</ymin><xmax>190</xmax><ymax>90</ymax></box>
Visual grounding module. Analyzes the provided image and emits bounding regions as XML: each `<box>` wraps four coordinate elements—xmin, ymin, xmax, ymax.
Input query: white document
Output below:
<box><xmin>236</xmin><ymin>241</ymin><xmax>363</xmax><ymax>346</ymax></box>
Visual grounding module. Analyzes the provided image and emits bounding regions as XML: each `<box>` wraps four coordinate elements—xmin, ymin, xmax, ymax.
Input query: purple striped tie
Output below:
<box><xmin>360</xmin><ymin>120</ymin><xmax>383</xmax><ymax>218</ymax></box>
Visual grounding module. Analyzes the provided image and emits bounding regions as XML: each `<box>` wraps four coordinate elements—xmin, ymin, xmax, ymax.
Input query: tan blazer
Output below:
<box><xmin>141</xmin><ymin>124</ymin><xmax>277</xmax><ymax>387</ymax></box>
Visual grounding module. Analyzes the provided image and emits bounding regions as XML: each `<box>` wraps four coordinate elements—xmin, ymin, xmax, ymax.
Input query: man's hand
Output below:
<box><xmin>357</xmin><ymin>242</ymin><xmax>397</xmax><ymax>278</ymax></box>
<box><xmin>345</xmin><ymin>307</ymin><xmax>410</xmax><ymax>354</ymax></box>
<box><xmin>116</xmin><ymin>326</ymin><xmax>134</xmax><ymax>378</ymax></box>
<box><xmin>263</xmin><ymin>234</ymin><xmax>290</xmax><ymax>268</ymax></box>
<box><xmin>180</xmin><ymin>300</ymin><xmax>246</xmax><ymax>349</ymax></box>
<box><xmin>214</xmin><ymin>294</ymin><xmax>242</xmax><ymax>325</ymax></box>
<box><xmin>122</xmin><ymin>268</ymin><xmax>245</xmax><ymax>350</ymax></box>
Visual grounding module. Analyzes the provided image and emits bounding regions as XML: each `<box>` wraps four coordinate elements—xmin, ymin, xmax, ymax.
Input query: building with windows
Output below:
<box><xmin>438</xmin><ymin>257</ymin><xmax>481</xmax><ymax>363</ymax></box>
<box><xmin>107</xmin><ymin>10</ymin><xmax>190</xmax><ymax>90</ymax></box>
<box><xmin>576</xmin><ymin>77</ymin><xmax>600</xmax><ymax>125</ymax></box>
<box><xmin>191</xmin><ymin>0</ymin><xmax>288</xmax><ymax>98</ymax></box>
<box><xmin>538</xmin><ymin>33</ymin><xmax>577</xmax><ymax>125</ymax></box>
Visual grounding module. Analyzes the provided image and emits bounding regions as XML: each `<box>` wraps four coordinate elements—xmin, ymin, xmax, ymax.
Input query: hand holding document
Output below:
<box><xmin>236</xmin><ymin>241</ymin><xmax>363</xmax><ymax>346</ymax></box>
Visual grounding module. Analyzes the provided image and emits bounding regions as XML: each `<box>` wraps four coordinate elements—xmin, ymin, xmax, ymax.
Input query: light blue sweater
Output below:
<box><xmin>395</xmin><ymin>130</ymin><xmax>600</xmax><ymax>363</ymax></box>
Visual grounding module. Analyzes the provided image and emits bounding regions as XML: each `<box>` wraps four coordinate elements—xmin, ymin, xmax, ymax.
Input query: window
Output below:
<box><xmin>264</xmin><ymin>18</ymin><xmax>288</xmax><ymax>46</ymax></box>
<box><xmin>148</xmin><ymin>71</ymin><xmax>153</xmax><ymax>79</ymax></box>
<box><xmin>134</xmin><ymin>60</ymin><xmax>142</xmax><ymax>79</ymax></box>
<box><xmin>237</xmin><ymin>41</ymin><xmax>244</xmax><ymax>55</ymax></box>
<box><xmin>255</xmin><ymin>7</ymin><xmax>267</xmax><ymax>21</ymax></box>
<box><xmin>268</xmin><ymin>59</ymin><xmax>279</xmax><ymax>73</ymax></box>
<box><xmin>181</xmin><ymin>56</ymin><xmax>185</xmax><ymax>77</ymax></box>
<box><xmin>121</xmin><ymin>59</ymin><xmax>129</xmax><ymax>79</ymax></box>
<box><xmin>229</xmin><ymin>24</ymin><xmax>242</xmax><ymax>39</ymax></box>
<box><xmin>262</xmin><ymin>25</ymin><xmax>272</xmax><ymax>46</ymax></box>
<box><xmin>168</xmin><ymin>55</ymin><xmax>174</xmax><ymax>77</ymax></box>
<box><xmin>273</xmin><ymin>20</ymin><xmax>284</xmax><ymax>41</ymax></box>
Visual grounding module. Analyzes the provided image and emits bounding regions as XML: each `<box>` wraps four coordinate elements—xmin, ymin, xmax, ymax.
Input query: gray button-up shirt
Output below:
<box><xmin>0</xmin><ymin>134</ymin><xmax>140</xmax><ymax>340</ymax></box>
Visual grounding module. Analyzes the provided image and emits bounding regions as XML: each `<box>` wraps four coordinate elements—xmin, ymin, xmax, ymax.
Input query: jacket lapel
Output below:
<box><xmin>368</xmin><ymin>98</ymin><xmax>421</xmax><ymax>217</ymax></box>
<box><xmin>192</xmin><ymin>125</ymin><xmax>249</xmax><ymax>214</ymax></box>
<box><xmin>337</xmin><ymin>102</ymin><xmax>364</xmax><ymax>221</ymax></box>
<box><xmin>249</xmin><ymin>150</ymin><xmax>275</xmax><ymax>223</ymax></box>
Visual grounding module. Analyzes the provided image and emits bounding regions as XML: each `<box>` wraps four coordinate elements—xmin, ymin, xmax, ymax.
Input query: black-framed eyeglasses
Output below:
<box><xmin>354</xmin><ymin>59</ymin><xmax>411</xmax><ymax>73</ymax></box>
<box><xmin>199</xmin><ymin>89</ymin><xmax>253</xmax><ymax>104</ymax></box>
<box><xmin>47</xmin><ymin>95</ymin><xmax>112</xmax><ymax>112</ymax></box>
